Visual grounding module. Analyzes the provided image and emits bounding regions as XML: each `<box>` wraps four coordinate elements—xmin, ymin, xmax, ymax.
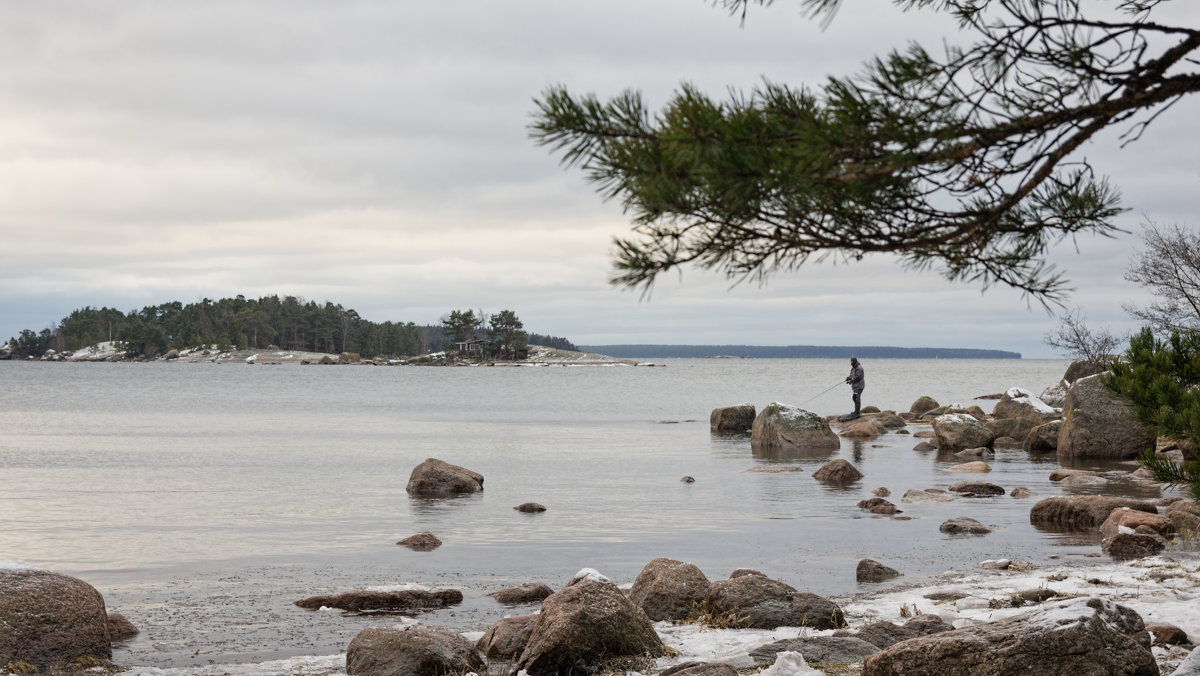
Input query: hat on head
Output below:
<box><xmin>850</xmin><ymin>357</ymin><xmax>858</xmax><ymax>364</ymax></box>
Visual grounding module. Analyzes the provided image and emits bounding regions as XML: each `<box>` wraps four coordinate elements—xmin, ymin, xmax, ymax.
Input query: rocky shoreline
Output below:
<box><xmin>4</xmin><ymin>341</ymin><xmax>650</xmax><ymax>367</ymax></box>
<box><xmin>4</xmin><ymin>361</ymin><xmax>1198</xmax><ymax>675</ymax></box>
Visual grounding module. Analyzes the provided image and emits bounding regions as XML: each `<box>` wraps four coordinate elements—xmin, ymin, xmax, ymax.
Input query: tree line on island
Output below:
<box><xmin>2</xmin><ymin>295</ymin><xmax>577</xmax><ymax>360</ymax></box>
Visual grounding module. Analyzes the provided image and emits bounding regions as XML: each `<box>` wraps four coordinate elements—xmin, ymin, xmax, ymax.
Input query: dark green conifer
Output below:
<box><xmin>1103</xmin><ymin>328</ymin><xmax>1200</xmax><ymax>502</ymax></box>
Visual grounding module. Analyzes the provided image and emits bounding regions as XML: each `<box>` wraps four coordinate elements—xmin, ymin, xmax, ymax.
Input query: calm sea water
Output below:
<box><xmin>0</xmin><ymin>358</ymin><xmax>1184</xmax><ymax>667</ymax></box>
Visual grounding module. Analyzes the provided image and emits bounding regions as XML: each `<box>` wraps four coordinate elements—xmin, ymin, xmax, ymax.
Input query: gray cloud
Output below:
<box><xmin>1</xmin><ymin>1</ymin><xmax>1196</xmax><ymax>358</ymax></box>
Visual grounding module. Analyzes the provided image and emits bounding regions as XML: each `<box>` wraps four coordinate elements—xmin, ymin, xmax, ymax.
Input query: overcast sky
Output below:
<box><xmin>1</xmin><ymin>1</ymin><xmax>1196</xmax><ymax>358</ymax></box>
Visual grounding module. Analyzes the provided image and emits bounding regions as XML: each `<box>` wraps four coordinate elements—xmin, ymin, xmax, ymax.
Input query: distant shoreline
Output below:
<box><xmin>578</xmin><ymin>344</ymin><xmax>1022</xmax><ymax>360</ymax></box>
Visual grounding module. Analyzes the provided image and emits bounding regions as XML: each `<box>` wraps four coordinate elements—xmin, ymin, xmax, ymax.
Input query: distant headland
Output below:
<box><xmin>577</xmin><ymin>345</ymin><xmax>1022</xmax><ymax>359</ymax></box>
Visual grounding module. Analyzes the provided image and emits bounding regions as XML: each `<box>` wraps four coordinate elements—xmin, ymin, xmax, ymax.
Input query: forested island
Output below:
<box><xmin>3</xmin><ymin>295</ymin><xmax>1021</xmax><ymax>362</ymax></box>
<box><xmin>1</xmin><ymin>295</ymin><xmax>575</xmax><ymax>360</ymax></box>
<box><xmin>578</xmin><ymin>345</ymin><xmax>1022</xmax><ymax>359</ymax></box>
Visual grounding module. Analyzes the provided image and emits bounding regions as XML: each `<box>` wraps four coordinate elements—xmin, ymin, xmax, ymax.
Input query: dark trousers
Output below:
<box><xmin>852</xmin><ymin>388</ymin><xmax>863</xmax><ymax>413</ymax></box>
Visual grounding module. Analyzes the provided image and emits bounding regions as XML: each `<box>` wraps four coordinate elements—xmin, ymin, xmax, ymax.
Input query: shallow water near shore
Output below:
<box><xmin>1</xmin><ymin>358</ymin><xmax>1196</xmax><ymax>670</ymax></box>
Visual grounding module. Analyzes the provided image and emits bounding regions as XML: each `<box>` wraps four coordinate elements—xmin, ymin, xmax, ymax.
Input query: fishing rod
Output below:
<box><xmin>800</xmin><ymin>379</ymin><xmax>845</xmax><ymax>405</ymax></box>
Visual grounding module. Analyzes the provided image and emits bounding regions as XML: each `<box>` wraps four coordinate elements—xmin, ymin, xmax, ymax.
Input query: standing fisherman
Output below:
<box><xmin>845</xmin><ymin>357</ymin><xmax>865</xmax><ymax>419</ymax></box>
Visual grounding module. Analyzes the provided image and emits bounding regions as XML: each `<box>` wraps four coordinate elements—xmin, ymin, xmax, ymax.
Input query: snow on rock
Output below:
<box><xmin>759</xmin><ymin>651</ymin><xmax>825</xmax><ymax>675</ymax></box>
<box><xmin>363</xmin><ymin>583</ymin><xmax>431</xmax><ymax>593</ymax></box>
<box><xmin>571</xmin><ymin>568</ymin><xmax>612</xmax><ymax>585</ymax></box>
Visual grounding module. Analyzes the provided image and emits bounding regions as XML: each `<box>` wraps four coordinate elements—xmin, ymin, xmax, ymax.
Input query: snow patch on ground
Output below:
<box><xmin>111</xmin><ymin>556</ymin><xmax>1200</xmax><ymax>675</ymax></box>
<box><xmin>121</xmin><ymin>654</ymin><xmax>348</xmax><ymax>676</ymax></box>
<box><xmin>68</xmin><ymin>341</ymin><xmax>125</xmax><ymax>361</ymax></box>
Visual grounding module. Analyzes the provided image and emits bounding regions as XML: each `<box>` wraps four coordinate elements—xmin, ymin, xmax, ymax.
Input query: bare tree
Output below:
<box><xmin>1043</xmin><ymin>307</ymin><xmax>1122</xmax><ymax>367</ymax></box>
<box><xmin>1123</xmin><ymin>222</ymin><xmax>1200</xmax><ymax>336</ymax></box>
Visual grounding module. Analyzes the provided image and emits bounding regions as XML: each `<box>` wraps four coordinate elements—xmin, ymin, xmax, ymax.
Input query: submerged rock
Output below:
<box><xmin>397</xmin><ymin>532</ymin><xmax>442</xmax><ymax>551</ymax></box>
<box><xmin>294</xmin><ymin>588</ymin><xmax>463</xmax><ymax>613</ymax></box>
<box><xmin>939</xmin><ymin>517</ymin><xmax>993</xmax><ymax>535</ymax></box>
<box><xmin>813</xmin><ymin>458</ymin><xmax>864</xmax><ymax>483</ymax></box>
<box><xmin>949</xmin><ymin>481</ymin><xmax>1005</xmax><ymax>497</ymax></box>
<box><xmin>947</xmin><ymin>461</ymin><xmax>992</xmax><ymax>473</ymax></box>
<box><xmin>902</xmin><ymin>488</ymin><xmax>956</xmax><ymax>504</ymax></box>
<box><xmin>488</xmin><ymin>582</ymin><xmax>554</xmax><ymax>605</ymax></box>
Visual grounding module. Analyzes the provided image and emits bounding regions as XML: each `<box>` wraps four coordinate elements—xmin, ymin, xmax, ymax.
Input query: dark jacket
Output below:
<box><xmin>848</xmin><ymin>363</ymin><xmax>865</xmax><ymax>391</ymax></box>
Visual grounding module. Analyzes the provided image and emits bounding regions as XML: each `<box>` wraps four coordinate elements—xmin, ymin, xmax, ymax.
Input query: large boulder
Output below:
<box><xmin>751</xmin><ymin>403</ymin><xmax>840</xmax><ymax>451</ymax></box>
<box><xmin>910</xmin><ymin>396</ymin><xmax>940</xmax><ymax>417</ymax></box>
<box><xmin>1057</xmin><ymin>375</ymin><xmax>1157</xmax><ymax>460</ymax></box>
<box><xmin>861</xmin><ymin>597</ymin><xmax>1156</xmax><ymax>676</ymax></box>
<box><xmin>405</xmin><ymin>458</ymin><xmax>484</xmax><ymax>496</ymax></box>
<box><xmin>514</xmin><ymin>571</ymin><xmax>664</xmax><ymax>675</ymax></box>
<box><xmin>1029</xmin><ymin>496</ymin><xmax>1159</xmax><ymax>529</ymax></box>
<box><xmin>0</xmin><ymin>567</ymin><xmax>111</xmax><ymax>671</ymax></box>
<box><xmin>710</xmin><ymin>404</ymin><xmax>756</xmax><ymax>433</ymax></box>
<box><xmin>1063</xmin><ymin>359</ymin><xmax>1113</xmax><ymax>384</ymax></box>
<box><xmin>1023</xmin><ymin>421</ymin><xmax>1060</xmax><ymax>452</ymax></box>
<box><xmin>628</xmin><ymin>558</ymin><xmax>710</xmax><ymax>622</ymax></box>
<box><xmin>992</xmin><ymin>387</ymin><xmax>1060</xmax><ymax>425</ymax></box>
<box><xmin>477</xmin><ymin>614</ymin><xmax>537</xmax><ymax>658</ymax></box>
<box><xmin>704</xmin><ymin>574</ymin><xmax>846</xmax><ymax>630</ymax></box>
<box><xmin>1165</xmin><ymin>500</ymin><xmax>1200</xmax><ymax>534</ymax></box>
<box><xmin>987</xmin><ymin>417</ymin><xmax>1034</xmax><ymax>442</ymax></box>
<box><xmin>932</xmin><ymin>413</ymin><xmax>994</xmax><ymax>452</ymax></box>
<box><xmin>345</xmin><ymin>624</ymin><xmax>485</xmax><ymax>676</ymax></box>
<box><xmin>1099</xmin><ymin>507</ymin><xmax>1174</xmax><ymax>539</ymax></box>
<box><xmin>813</xmin><ymin>458</ymin><xmax>864</xmax><ymax>484</ymax></box>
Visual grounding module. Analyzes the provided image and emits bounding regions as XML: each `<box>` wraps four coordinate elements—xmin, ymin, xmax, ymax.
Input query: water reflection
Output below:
<box><xmin>750</xmin><ymin>442</ymin><xmax>838</xmax><ymax>462</ymax></box>
<box><xmin>407</xmin><ymin>493</ymin><xmax>485</xmax><ymax>516</ymax></box>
